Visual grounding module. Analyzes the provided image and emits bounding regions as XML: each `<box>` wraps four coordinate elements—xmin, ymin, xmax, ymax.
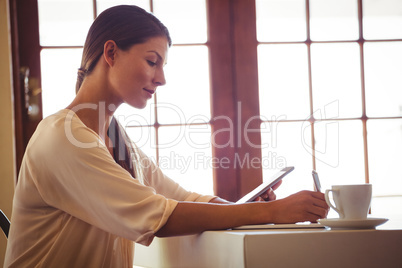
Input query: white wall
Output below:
<box><xmin>0</xmin><ymin>0</ymin><xmax>16</xmax><ymax>265</ymax></box>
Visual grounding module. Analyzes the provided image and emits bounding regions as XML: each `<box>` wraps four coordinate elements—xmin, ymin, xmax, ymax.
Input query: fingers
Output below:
<box><xmin>309</xmin><ymin>192</ymin><xmax>330</xmax><ymax>220</ymax></box>
<box><xmin>296</xmin><ymin>203</ymin><xmax>328</xmax><ymax>223</ymax></box>
<box><xmin>253</xmin><ymin>180</ymin><xmax>282</xmax><ymax>202</ymax></box>
<box><xmin>271</xmin><ymin>180</ymin><xmax>282</xmax><ymax>191</ymax></box>
<box><xmin>259</xmin><ymin>188</ymin><xmax>276</xmax><ymax>201</ymax></box>
<box><xmin>255</xmin><ymin>181</ymin><xmax>282</xmax><ymax>202</ymax></box>
<box><xmin>311</xmin><ymin>192</ymin><xmax>330</xmax><ymax>210</ymax></box>
<box><xmin>292</xmin><ymin>190</ymin><xmax>329</xmax><ymax>221</ymax></box>
<box><xmin>267</xmin><ymin>190</ymin><xmax>330</xmax><ymax>224</ymax></box>
<box><xmin>255</xmin><ymin>196</ymin><xmax>264</xmax><ymax>202</ymax></box>
<box><xmin>308</xmin><ymin>206</ymin><xmax>329</xmax><ymax>221</ymax></box>
<box><xmin>310</xmin><ymin>191</ymin><xmax>326</xmax><ymax>201</ymax></box>
<box><xmin>267</xmin><ymin>188</ymin><xmax>276</xmax><ymax>201</ymax></box>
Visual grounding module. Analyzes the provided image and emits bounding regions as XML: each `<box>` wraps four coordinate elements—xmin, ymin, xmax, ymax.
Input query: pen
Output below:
<box><xmin>312</xmin><ymin>170</ymin><xmax>321</xmax><ymax>192</ymax></box>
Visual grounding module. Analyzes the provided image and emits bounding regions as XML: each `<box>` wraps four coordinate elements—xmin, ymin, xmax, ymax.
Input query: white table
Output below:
<box><xmin>134</xmin><ymin>224</ymin><xmax>402</xmax><ymax>268</ymax></box>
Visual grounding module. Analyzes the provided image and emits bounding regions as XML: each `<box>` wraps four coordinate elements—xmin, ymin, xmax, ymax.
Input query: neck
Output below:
<box><xmin>67</xmin><ymin>79</ymin><xmax>121</xmax><ymax>142</ymax></box>
<box><xmin>67</xmin><ymin>56</ymin><xmax>125</xmax><ymax>142</ymax></box>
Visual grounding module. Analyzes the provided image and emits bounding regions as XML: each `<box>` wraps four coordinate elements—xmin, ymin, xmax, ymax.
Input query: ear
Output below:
<box><xmin>103</xmin><ymin>40</ymin><xmax>118</xmax><ymax>67</ymax></box>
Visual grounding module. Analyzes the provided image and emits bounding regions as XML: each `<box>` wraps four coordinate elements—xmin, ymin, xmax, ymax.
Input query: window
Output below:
<box><xmin>36</xmin><ymin>0</ymin><xmax>402</xmax><ymax>220</ymax></box>
<box><xmin>256</xmin><ymin>0</ymin><xmax>402</xmax><ymax>221</ymax></box>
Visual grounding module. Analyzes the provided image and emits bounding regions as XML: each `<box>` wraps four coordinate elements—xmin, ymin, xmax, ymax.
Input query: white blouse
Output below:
<box><xmin>4</xmin><ymin>109</ymin><xmax>215</xmax><ymax>267</ymax></box>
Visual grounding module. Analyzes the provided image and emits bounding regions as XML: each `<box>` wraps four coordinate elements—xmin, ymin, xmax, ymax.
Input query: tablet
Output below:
<box><xmin>235</xmin><ymin>166</ymin><xmax>295</xmax><ymax>204</ymax></box>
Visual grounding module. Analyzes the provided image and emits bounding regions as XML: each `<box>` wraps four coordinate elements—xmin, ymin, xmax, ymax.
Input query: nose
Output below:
<box><xmin>154</xmin><ymin>68</ymin><xmax>166</xmax><ymax>86</ymax></box>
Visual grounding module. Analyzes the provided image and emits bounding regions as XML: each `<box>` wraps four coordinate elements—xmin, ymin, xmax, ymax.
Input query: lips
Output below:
<box><xmin>143</xmin><ymin>88</ymin><xmax>155</xmax><ymax>95</ymax></box>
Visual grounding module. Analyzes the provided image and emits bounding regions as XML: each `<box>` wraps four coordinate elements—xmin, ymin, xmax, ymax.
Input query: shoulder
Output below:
<box><xmin>21</xmin><ymin>110</ymin><xmax>118</xmax><ymax>184</ymax></box>
<box><xmin>26</xmin><ymin>109</ymin><xmax>106</xmax><ymax>163</ymax></box>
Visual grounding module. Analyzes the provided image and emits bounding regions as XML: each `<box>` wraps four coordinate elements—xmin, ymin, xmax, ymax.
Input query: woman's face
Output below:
<box><xmin>109</xmin><ymin>36</ymin><xmax>169</xmax><ymax>109</ymax></box>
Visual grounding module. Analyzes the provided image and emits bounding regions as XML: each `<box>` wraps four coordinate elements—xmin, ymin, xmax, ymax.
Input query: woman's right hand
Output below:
<box><xmin>265</xmin><ymin>190</ymin><xmax>329</xmax><ymax>224</ymax></box>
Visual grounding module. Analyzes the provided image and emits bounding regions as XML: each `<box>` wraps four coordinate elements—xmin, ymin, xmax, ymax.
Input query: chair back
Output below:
<box><xmin>0</xmin><ymin>209</ymin><xmax>10</xmax><ymax>238</ymax></box>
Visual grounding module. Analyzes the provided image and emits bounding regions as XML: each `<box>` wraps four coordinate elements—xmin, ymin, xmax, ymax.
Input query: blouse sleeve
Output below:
<box><xmin>132</xmin><ymin>147</ymin><xmax>217</xmax><ymax>203</ymax></box>
<box><xmin>26</xmin><ymin>112</ymin><xmax>177</xmax><ymax>246</ymax></box>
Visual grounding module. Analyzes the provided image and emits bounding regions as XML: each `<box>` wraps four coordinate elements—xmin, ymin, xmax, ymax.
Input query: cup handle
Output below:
<box><xmin>325</xmin><ymin>189</ymin><xmax>344</xmax><ymax>218</ymax></box>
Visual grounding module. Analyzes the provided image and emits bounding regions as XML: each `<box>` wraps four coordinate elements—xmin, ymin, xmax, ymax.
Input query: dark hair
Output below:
<box><xmin>76</xmin><ymin>5</ymin><xmax>172</xmax><ymax>92</ymax></box>
<box><xmin>76</xmin><ymin>5</ymin><xmax>171</xmax><ymax>178</ymax></box>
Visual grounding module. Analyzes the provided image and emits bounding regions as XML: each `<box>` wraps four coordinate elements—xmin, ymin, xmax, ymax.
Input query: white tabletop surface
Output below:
<box><xmin>134</xmin><ymin>220</ymin><xmax>402</xmax><ymax>268</ymax></box>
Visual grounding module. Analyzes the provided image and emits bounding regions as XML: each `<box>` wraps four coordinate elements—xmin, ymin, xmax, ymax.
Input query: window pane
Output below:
<box><xmin>153</xmin><ymin>0</ymin><xmax>207</xmax><ymax>44</ymax></box>
<box><xmin>363</xmin><ymin>0</ymin><xmax>402</xmax><ymax>40</ymax></box>
<box><xmin>258</xmin><ymin>44</ymin><xmax>310</xmax><ymax>120</ymax></box>
<box><xmin>256</xmin><ymin>0</ymin><xmax>306</xmax><ymax>42</ymax></box>
<box><xmin>157</xmin><ymin>46</ymin><xmax>210</xmax><ymax>124</ymax></box>
<box><xmin>315</xmin><ymin>120</ymin><xmax>365</xmax><ymax>189</ymax></box>
<box><xmin>310</xmin><ymin>0</ymin><xmax>359</xmax><ymax>41</ymax></box>
<box><xmin>125</xmin><ymin>126</ymin><xmax>157</xmax><ymax>161</ymax></box>
<box><xmin>371</xmin><ymin>197</ymin><xmax>402</xmax><ymax>229</ymax></box>
<box><xmin>158</xmin><ymin>125</ymin><xmax>213</xmax><ymax>195</ymax></box>
<box><xmin>96</xmin><ymin>0</ymin><xmax>150</xmax><ymax>14</ymax></box>
<box><xmin>364</xmin><ymin>42</ymin><xmax>402</xmax><ymax>117</ymax></box>
<box><xmin>38</xmin><ymin>0</ymin><xmax>93</xmax><ymax>46</ymax></box>
<box><xmin>114</xmin><ymin>102</ymin><xmax>155</xmax><ymax>126</ymax></box>
<box><xmin>41</xmin><ymin>48</ymin><xmax>82</xmax><ymax>118</ymax></box>
<box><xmin>311</xmin><ymin>43</ymin><xmax>362</xmax><ymax>118</ymax></box>
<box><xmin>261</xmin><ymin>121</ymin><xmax>314</xmax><ymax>199</ymax></box>
<box><xmin>367</xmin><ymin>119</ymin><xmax>402</xmax><ymax>196</ymax></box>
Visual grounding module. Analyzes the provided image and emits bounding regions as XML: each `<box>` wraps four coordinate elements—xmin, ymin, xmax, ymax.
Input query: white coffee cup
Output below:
<box><xmin>325</xmin><ymin>184</ymin><xmax>372</xmax><ymax>220</ymax></box>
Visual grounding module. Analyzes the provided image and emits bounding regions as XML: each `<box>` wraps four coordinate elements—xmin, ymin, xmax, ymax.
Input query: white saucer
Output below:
<box><xmin>318</xmin><ymin>218</ymin><xmax>388</xmax><ymax>230</ymax></box>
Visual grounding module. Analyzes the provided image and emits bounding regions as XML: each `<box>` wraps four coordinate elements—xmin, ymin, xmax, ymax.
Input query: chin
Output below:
<box><xmin>128</xmin><ymin>101</ymin><xmax>147</xmax><ymax>110</ymax></box>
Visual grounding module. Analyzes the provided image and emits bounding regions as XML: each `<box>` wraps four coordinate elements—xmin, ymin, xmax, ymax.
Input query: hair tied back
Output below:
<box><xmin>78</xmin><ymin>67</ymin><xmax>88</xmax><ymax>75</ymax></box>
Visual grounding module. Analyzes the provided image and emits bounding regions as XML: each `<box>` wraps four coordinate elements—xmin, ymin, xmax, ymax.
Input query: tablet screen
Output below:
<box><xmin>235</xmin><ymin>166</ymin><xmax>294</xmax><ymax>204</ymax></box>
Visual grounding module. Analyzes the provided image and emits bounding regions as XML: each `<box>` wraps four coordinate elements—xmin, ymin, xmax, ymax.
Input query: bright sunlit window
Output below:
<box><xmin>256</xmin><ymin>0</ymin><xmax>402</xmax><ymax>222</ymax></box>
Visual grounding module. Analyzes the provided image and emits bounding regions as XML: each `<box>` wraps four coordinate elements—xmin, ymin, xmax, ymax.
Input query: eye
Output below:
<box><xmin>147</xmin><ymin>60</ymin><xmax>157</xmax><ymax>67</ymax></box>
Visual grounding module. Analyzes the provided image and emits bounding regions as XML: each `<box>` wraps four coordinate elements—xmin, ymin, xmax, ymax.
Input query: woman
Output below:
<box><xmin>4</xmin><ymin>5</ymin><xmax>328</xmax><ymax>267</ymax></box>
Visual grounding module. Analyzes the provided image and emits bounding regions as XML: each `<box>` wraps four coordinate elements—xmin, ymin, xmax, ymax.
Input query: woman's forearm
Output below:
<box><xmin>155</xmin><ymin>190</ymin><xmax>329</xmax><ymax>237</ymax></box>
<box><xmin>155</xmin><ymin>201</ymin><xmax>269</xmax><ymax>237</ymax></box>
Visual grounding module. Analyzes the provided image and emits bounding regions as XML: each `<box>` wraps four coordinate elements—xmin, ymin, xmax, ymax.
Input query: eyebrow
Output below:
<box><xmin>147</xmin><ymin>50</ymin><xmax>163</xmax><ymax>61</ymax></box>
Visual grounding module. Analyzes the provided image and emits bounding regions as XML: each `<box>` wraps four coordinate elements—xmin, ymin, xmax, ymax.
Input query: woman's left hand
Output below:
<box><xmin>254</xmin><ymin>180</ymin><xmax>282</xmax><ymax>202</ymax></box>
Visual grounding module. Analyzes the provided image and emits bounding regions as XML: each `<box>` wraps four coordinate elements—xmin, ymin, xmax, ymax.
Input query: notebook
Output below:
<box><xmin>233</xmin><ymin>222</ymin><xmax>324</xmax><ymax>230</ymax></box>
